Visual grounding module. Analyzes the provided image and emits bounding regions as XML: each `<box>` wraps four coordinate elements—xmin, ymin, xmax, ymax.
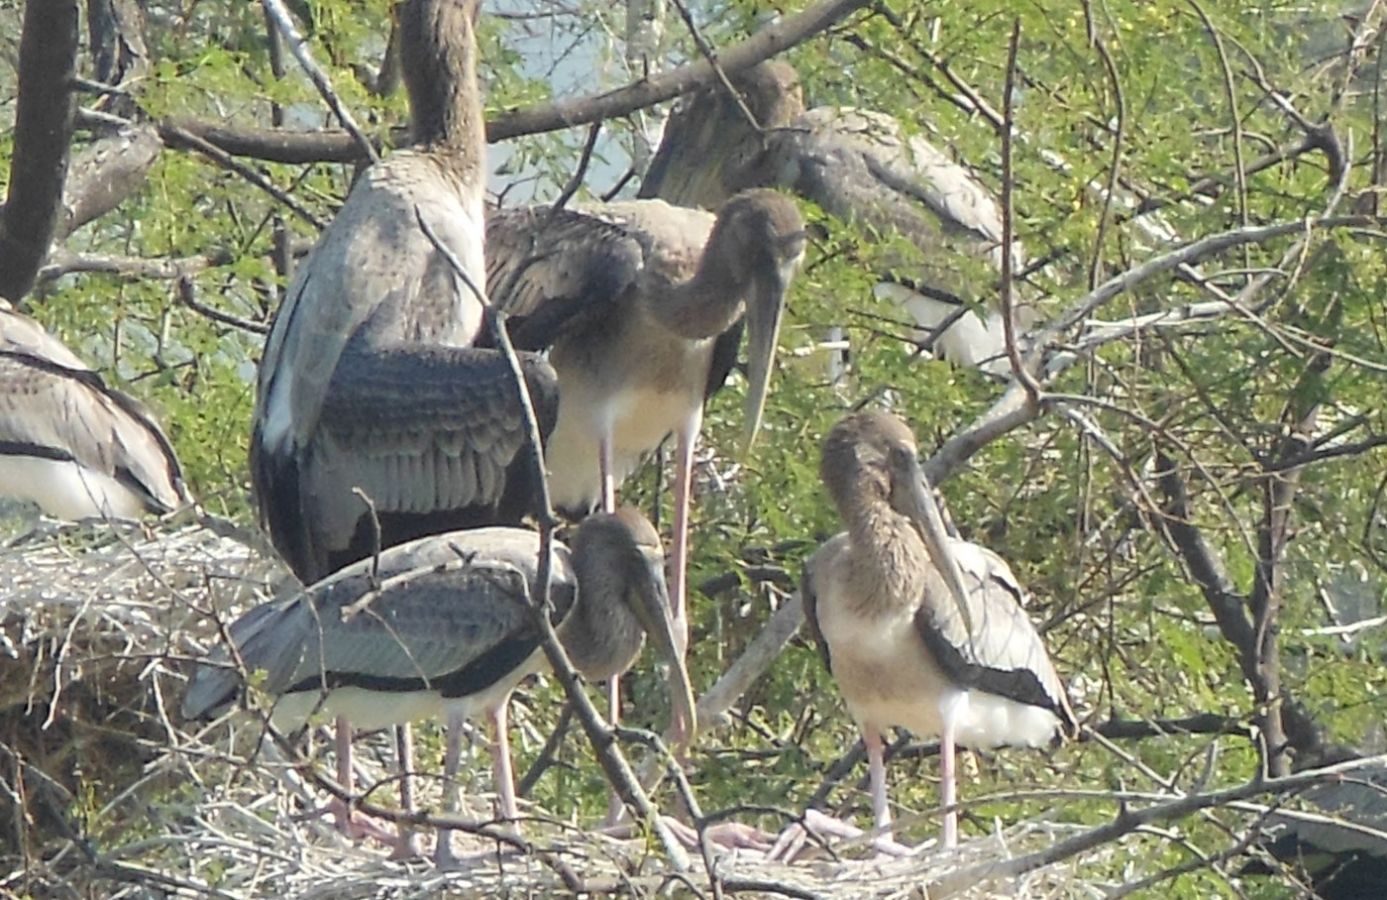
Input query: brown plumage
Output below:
<box><xmin>0</xmin><ymin>300</ymin><xmax>188</xmax><ymax>519</ymax></box>
<box><xmin>641</xmin><ymin>61</ymin><xmax>1030</xmax><ymax>372</ymax></box>
<box><xmin>486</xmin><ymin>189</ymin><xmax>807</xmax><ymax>655</ymax></box>
<box><xmin>184</xmin><ymin>509</ymin><xmax>695</xmax><ymax>868</ymax></box>
<box><xmin>804</xmin><ymin>410</ymin><xmax>1076</xmax><ymax>848</ymax></box>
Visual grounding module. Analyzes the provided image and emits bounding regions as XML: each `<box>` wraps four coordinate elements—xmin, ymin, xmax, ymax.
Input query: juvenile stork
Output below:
<box><xmin>641</xmin><ymin>61</ymin><xmax>1028</xmax><ymax>373</ymax></box>
<box><xmin>0</xmin><ymin>301</ymin><xmax>188</xmax><ymax>519</ymax></box>
<box><xmin>802</xmin><ymin>410</ymin><xmax>1076</xmax><ymax>848</ymax></box>
<box><xmin>184</xmin><ymin>508</ymin><xmax>696</xmax><ymax>868</ymax></box>
<box><xmin>486</xmin><ymin>190</ymin><xmax>806</xmax><ymax>662</ymax></box>
<box><xmin>252</xmin><ymin>0</ymin><xmax>557</xmax><ymax>586</ymax></box>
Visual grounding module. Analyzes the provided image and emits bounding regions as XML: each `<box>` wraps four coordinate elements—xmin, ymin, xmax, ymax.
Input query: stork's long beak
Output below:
<box><xmin>743</xmin><ymin>261</ymin><xmax>793</xmax><ymax>450</ymax></box>
<box><xmin>632</xmin><ymin>551</ymin><xmax>698</xmax><ymax>751</ymax></box>
<box><xmin>889</xmin><ymin>449</ymin><xmax>977</xmax><ymax>636</ymax></box>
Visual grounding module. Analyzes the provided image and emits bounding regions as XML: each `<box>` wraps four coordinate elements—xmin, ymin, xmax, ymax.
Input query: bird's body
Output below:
<box><xmin>489</xmin><ymin>199</ymin><xmax>739</xmax><ymax>514</ymax></box>
<box><xmin>804</xmin><ymin>410</ymin><xmax>1075</xmax><ymax>847</ymax></box>
<box><xmin>642</xmin><ymin>62</ymin><xmax>1028</xmax><ymax>373</ymax></box>
<box><xmin>0</xmin><ymin>301</ymin><xmax>188</xmax><ymax>520</ymax></box>
<box><xmin>185</xmin><ymin>510</ymin><xmax>695</xmax><ymax>865</ymax></box>
<box><xmin>251</xmin><ymin>0</ymin><xmax>556</xmax><ymax>586</ymax></box>
<box><xmin>806</xmin><ymin>533</ymin><xmax>1069</xmax><ymax>751</ymax></box>
<box><xmin>486</xmin><ymin>190</ymin><xmax>806</xmax><ymax>653</ymax></box>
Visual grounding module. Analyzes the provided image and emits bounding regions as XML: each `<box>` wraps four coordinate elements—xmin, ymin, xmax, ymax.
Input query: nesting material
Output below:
<box><xmin>1</xmin><ymin>519</ymin><xmax>1087</xmax><ymax>898</ymax></box>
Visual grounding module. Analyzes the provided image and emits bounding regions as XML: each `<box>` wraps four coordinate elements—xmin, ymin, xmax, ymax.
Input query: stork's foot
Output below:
<box><xmin>387</xmin><ymin>826</ymin><xmax>425</xmax><ymax>861</ymax></box>
<box><xmin>320</xmin><ymin>798</ymin><xmax>401</xmax><ymax>847</ymax></box>
<box><xmin>767</xmin><ymin>809</ymin><xmax>913</xmax><ymax>862</ymax></box>
<box><xmin>601</xmin><ymin>817</ymin><xmax>775</xmax><ymax>852</ymax></box>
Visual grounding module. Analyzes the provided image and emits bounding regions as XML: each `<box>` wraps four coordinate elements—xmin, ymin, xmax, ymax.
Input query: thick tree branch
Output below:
<box><xmin>83</xmin><ymin>0</ymin><xmax>871</xmax><ymax>166</ymax></box>
<box><xmin>0</xmin><ymin>0</ymin><xmax>80</xmax><ymax>301</ymax></box>
<box><xmin>58</xmin><ymin>125</ymin><xmax>162</xmax><ymax>239</ymax></box>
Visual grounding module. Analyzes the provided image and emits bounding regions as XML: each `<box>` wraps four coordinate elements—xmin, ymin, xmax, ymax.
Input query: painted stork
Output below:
<box><xmin>0</xmin><ymin>300</ymin><xmax>188</xmax><ymax>520</ymax></box>
<box><xmin>640</xmin><ymin>60</ymin><xmax>1029</xmax><ymax>374</ymax></box>
<box><xmin>801</xmin><ymin>410</ymin><xmax>1076</xmax><ymax>849</ymax></box>
<box><xmin>251</xmin><ymin>0</ymin><xmax>557</xmax><ymax>586</ymax></box>
<box><xmin>485</xmin><ymin>190</ymin><xmax>806</xmax><ymax>662</ymax></box>
<box><xmin>183</xmin><ymin>508</ymin><xmax>696</xmax><ymax>868</ymax></box>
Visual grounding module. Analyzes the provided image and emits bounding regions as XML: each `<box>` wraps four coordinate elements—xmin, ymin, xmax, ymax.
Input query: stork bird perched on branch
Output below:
<box><xmin>0</xmin><ymin>300</ymin><xmax>189</xmax><ymax>520</ymax></box>
<box><xmin>485</xmin><ymin>190</ymin><xmax>806</xmax><ymax>661</ymax></box>
<box><xmin>641</xmin><ymin>60</ymin><xmax>1029</xmax><ymax>374</ymax></box>
<box><xmin>184</xmin><ymin>508</ymin><xmax>696</xmax><ymax>869</ymax></box>
<box><xmin>801</xmin><ymin>410</ymin><xmax>1076</xmax><ymax>849</ymax></box>
<box><xmin>251</xmin><ymin>0</ymin><xmax>557</xmax><ymax>587</ymax></box>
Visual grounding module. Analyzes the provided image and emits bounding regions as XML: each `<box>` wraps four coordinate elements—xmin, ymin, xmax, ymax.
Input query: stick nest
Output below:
<box><xmin>0</xmin><ymin>518</ymin><xmax>1095</xmax><ymax>898</ymax></box>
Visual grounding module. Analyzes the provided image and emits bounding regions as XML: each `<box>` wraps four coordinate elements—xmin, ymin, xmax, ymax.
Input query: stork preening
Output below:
<box><xmin>641</xmin><ymin>61</ymin><xmax>1029</xmax><ymax>374</ymax></box>
<box><xmin>800</xmin><ymin>410</ymin><xmax>1076</xmax><ymax>849</ymax></box>
<box><xmin>0</xmin><ymin>300</ymin><xmax>188</xmax><ymax>520</ymax></box>
<box><xmin>486</xmin><ymin>190</ymin><xmax>807</xmax><ymax>660</ymax></box>
<box><xmin>184</xmin><ymin>508</ymin><xmax>696</xmax><ymax>868</ymax></box>
<box><xmin>251</xmin><ymin>0</ymin><xmax>557</xmax><ymax>586</ymax></box>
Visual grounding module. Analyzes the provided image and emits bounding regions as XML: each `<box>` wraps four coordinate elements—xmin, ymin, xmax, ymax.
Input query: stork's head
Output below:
<box><xmin>823</xmin><ymin>411</ymin><xmax>979</xmax><ymax>631</ymax></box>
<box><xmin>642</xmin><ymin>61</ymin><xmax>806</xmax><ymax>207</ymax></box>
<box><xmin>820</xmin><ymin>410</ymin><xmax>920</xmax><ymax>515</ymax></box>
<box><xmin>571</xmin><ymin>508</ymin><xmax>698</xmax><ymax>750</ymax></box>
<box><xmin>708</xmin><ymin>190</ymin><xmax>807</xmax><ymax>449</ymax></box>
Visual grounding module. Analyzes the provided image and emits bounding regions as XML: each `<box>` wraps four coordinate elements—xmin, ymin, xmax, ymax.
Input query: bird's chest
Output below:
<box><xmin>552</xmin><ymin>317</ymin><xmax>715</xmax><ymax>451</ymax></box>
<box><xmin>818</xmin><ymin>573</ymin><xmax>947</xmax><ymax>735</ymax></box>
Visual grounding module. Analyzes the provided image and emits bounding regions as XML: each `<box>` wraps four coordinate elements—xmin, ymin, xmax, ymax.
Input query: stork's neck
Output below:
<box><xmin>401</xmin><ymin>0</ymin><xmax>485</xmax><ymax>177</ymax></box>
<box><xmin>560</xmin><ymin>563</ymin><xmax>645</xmax><ymax>681</ymax></box>
<box><xmin>842</xmin><ymin>494</ymin><xmax>930</xmax><ymax>612</ymax></box>
<box><xmin>653</xmin><ymin>230</ymin><xmax>747</xmax><ymax>340</ymax></box>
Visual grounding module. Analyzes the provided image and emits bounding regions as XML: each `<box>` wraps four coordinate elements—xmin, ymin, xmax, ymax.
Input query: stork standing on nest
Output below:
<box><xmin>184</xmin><ymin>508</ymin><xmax>696</xmax><ymax>868</ymax></box>
<box><xmin>486</xmin><ymin>189</ymin><xmax>806</xmax><ymax>667</ymax></box>
<box><xmin>249</xmin><ymin>0</ymin><xmax>556</xmax><ymax>854</ymax></box>
<box><xmin>641</xmin><ymin>61</ymin><xmax>1028</xmax><ymax>373</ymax></box>
<box><xmin>0</xmin><ymin>300</ymin><xmax>188</xmax><ymax>520</ymax></box>
<box><xmin>800</xmin><ymin>410</ymin><xmax>1076</xmax><ymax>849</ymax></box>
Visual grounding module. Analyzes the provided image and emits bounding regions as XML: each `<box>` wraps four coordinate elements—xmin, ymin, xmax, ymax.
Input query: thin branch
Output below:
<box><xmin>414</xmin><ymin>207</ymin><xmax>691</xmax><ymax>871</ymax></box>
<box><xmin>259</xmin><ymin>0</ymin><xmax>379</xmax><ymax>165</ymax></box>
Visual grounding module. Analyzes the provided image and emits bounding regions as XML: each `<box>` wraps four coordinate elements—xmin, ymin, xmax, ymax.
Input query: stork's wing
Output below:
<box><xmin>183</xmin><ymin>529</ymin><xmax>576</xmax><ymax>718</ymax></box>
<box><xmin>801</xmin><ymin>533</ymin><xmax>851</xmax><ymax>673</ymax></box>
<box><xmin>776</xmin><ymin>108</ymin><xmax>1015</xmax><ymax>269</ymax></box>
<box><xmin>0</xmin><ymin>312</ymin><xmax>188</xmax><ymax>515</ymax></box>
<box><xmin>484</xmin><ymin>205</ymin><xmax>648</xmax><ymax>351</ymax></box>
<box><xmin>252</xmin><ymin>342</ymin><xmax>558</xmax><ymax>581</ymax></box>
<box><xmin>914</xmin><ymin>540</ymin><xmax>1076</xmax><ymax>732</ymax></box>
<box><xmin>0</xmin><ymin>306</ymin><xmax>93</xmax><ymax>372</ymax></box>
<box><xmin>256</xmin><ymin>155</ymin><xmax>485</xmax><ymax>457</ymax></box>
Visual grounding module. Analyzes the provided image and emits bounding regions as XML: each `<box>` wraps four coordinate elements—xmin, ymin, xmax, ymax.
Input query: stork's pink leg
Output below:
<box><xmin>603</xmin><ymin>679</ymin><xmax>625</xmax><ymax>824</ymax></box>
<box><xmin>864</xmin><ymin>725</ymin><xmax>893</xmax><ymax>841</ymax></box>
<box><xmin>599</xmin><ymin>430</ymin><xmax>616</xmax><ymax>514</ymax></box>
<box><xmin>333</xmin><ymin>715</ymin><xmax>355</xmax><ymax>835</ymax></box>
<box><xmin>326</xmin><ymin>716</ymin><xmax>395</xmax><ymax>845</ymax></box>
<box><xmin>670</xmin><ymin>411</ymin><xmax>702</xmax><ymax>659</ymax></box>
<box><xmin>388</xmin><ymin>724</ymin><xmax>423</xmax><ymax>859</ymax></box>
<box><xmin>490</xmin><ymin>704</ymin><xmax>519</xmax><ymax>822</ymax></box>
<box><xmin>940</xmin><ymin>714</ymin><xmax>958</xmax><ymax>848</ymax></box>
<box><xmin>435</xmin><ymin>710</ymin><xmax>466</xmax><ymax>869</ymax></box>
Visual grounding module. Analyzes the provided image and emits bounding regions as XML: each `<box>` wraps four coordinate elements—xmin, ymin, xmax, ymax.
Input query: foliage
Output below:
<box><xmin>2</xmin><ymin>0</ymin><xmax>1386</xmax><ymax>896</ymax></box>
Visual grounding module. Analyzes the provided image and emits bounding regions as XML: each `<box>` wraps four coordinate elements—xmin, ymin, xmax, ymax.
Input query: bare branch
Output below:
<box><xmin>259</xmin><ymin>0</ymin><xmax>380</xmax><ymax>165</ymax></box>
<box><xmin>97</xmin><ymin>0</ymin><xmax>872</xmax><ymax>166</ymax></box>
<box><xmin>58</xmin><ymin>125</ymin><xmax>162</xmax><ymax>239</ymax></box>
